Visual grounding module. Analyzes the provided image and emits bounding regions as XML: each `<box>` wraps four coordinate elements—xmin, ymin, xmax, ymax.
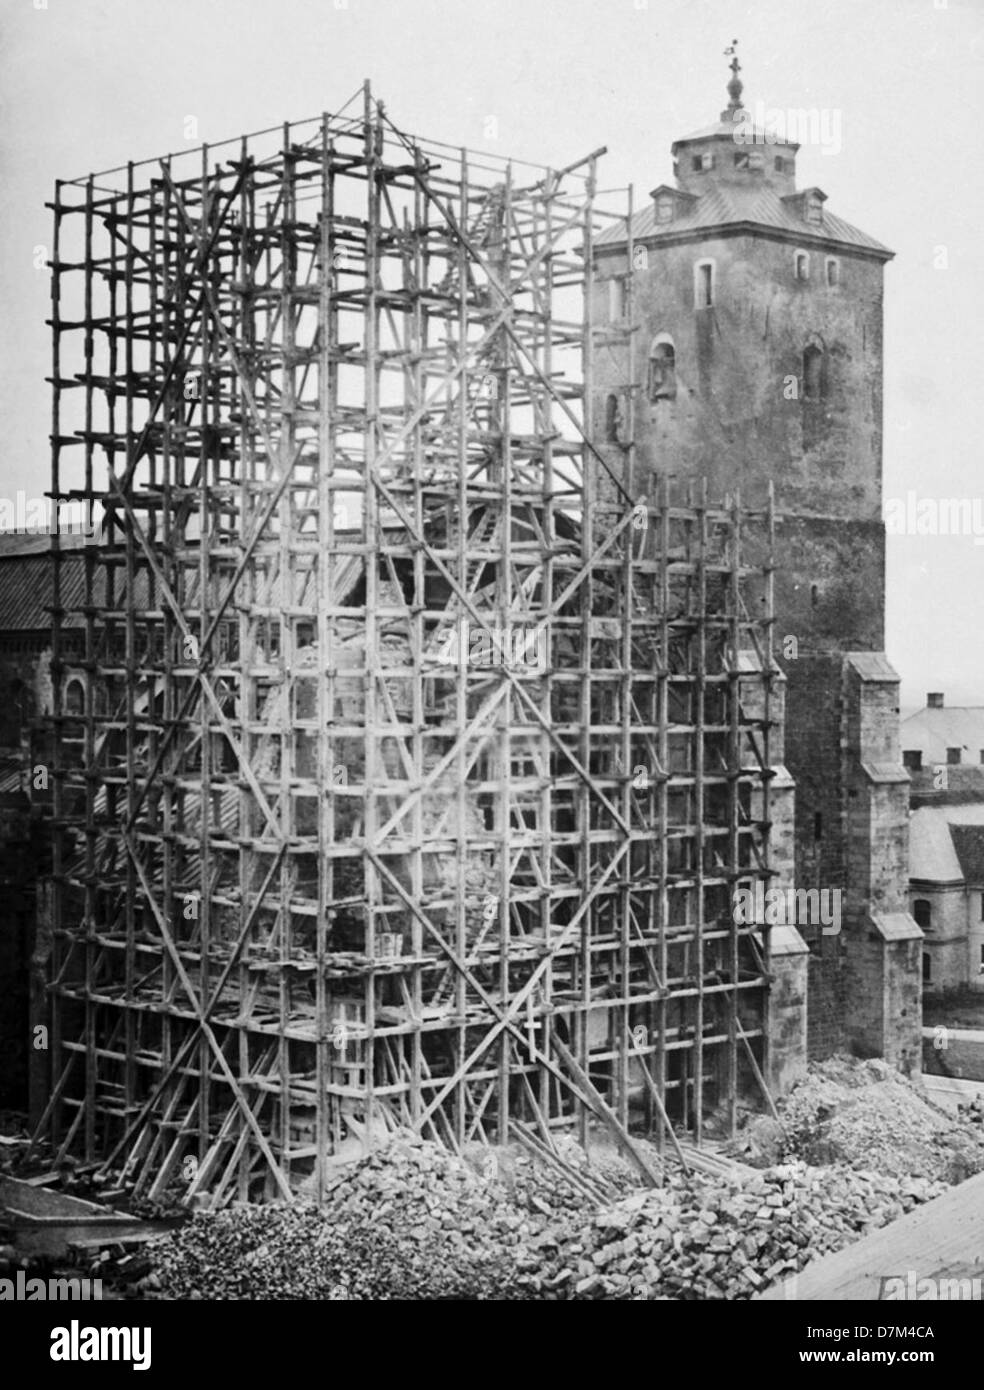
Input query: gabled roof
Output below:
<box><xmin>951</xmin><ymin>826</ymin><xmax>984</xmax><ymax>885</ymax></box>
<box><xmin>595</xmin><ymin>181</ymin><xmax>892</xmax><ymax>257</ymax></box>
<box><xmin>901</xmin><ymin>707</ymin><xmax>984</xmax><ymax>762</ymax></box>
<box><xmin>910</xmin><ymin>804</ymin><xmax>984</xmax><ymax>885</ymax></box>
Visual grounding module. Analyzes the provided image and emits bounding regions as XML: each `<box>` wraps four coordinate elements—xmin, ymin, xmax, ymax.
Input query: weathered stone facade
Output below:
<box><xmin>591</xmin><ymin>73</ymin><xmax>921</xmax><ymax>1071</ymax></box>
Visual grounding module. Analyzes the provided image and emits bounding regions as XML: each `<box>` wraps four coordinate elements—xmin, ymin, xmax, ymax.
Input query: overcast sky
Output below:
<box><xmin>1</xmin><ymin>0</ymin><xmax>981</xmax><ymax>708</ymax></box>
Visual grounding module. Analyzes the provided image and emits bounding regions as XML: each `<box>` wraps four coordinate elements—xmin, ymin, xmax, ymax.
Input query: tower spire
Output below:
<box><xmin>723</xmin><ymin>40</ymin><xmax>744</xmax><ymax>117</ymax></box>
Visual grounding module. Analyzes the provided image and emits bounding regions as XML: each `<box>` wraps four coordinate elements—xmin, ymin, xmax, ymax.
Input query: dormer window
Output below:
<box><xmin>691</xmin><ymin>155</ymin><xmax>702</xmax><ymax>172</ymax></box>
<box><xmin>734</xmin><ymin>151</ymin><xmax>750</xmax><ymax>170</ymax></box>
<box><xmin>825</xmin><ymin>257</ymin><xmax>840</xmax><ymax>287</ymax></box>
<box><xmin>794</xmin><ymin>251</ymin><xmax>810</xmax><ymax>281</ymax></box>
<box><xmin>649</xmin><ymin>184</ymin><xmax>697</xmax><ymax>228</ymax></box>
<box><xmin>747</xmin><ymin>151</ymin><xmax>765</xmax><ymax>171</ymax></box>
<box><xmin>806</xmin><ymin>194</ymin><xmax>823</xmax><ymax>225</ymax></box>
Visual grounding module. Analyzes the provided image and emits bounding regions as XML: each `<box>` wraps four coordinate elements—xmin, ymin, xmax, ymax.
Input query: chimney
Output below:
<box><xmin>927</xmin><ymin>692</ymin><xmax>944</xmax><ymax>709</ymax></box>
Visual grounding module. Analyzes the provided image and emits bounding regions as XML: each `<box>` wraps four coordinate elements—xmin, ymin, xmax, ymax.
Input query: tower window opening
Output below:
<box><xmin>695</xmin><ymin>260</ymin><xmax>714</xmax><ymax>309</ymax></box>
<box><xmin>605</xmin><ymin>393</ymin><xmax>622</xmax><ymax>443</ymax></box>
<box><xmin>701</xmin><ymin>152</ymin><xmax>714</xmax><ymax>171</ymax></box>
<box><xmin>923</xmin><ymin>953</ymin><xmax>932</xmax><ymax>984</ymax></box>
<box><xmin>913</xmin><ymin>899</ymin><xmax>932</xmax><ymax>931</ymax></box>
<box><xmin>802</xmin><ymin>344</ymin><xmax>825</xmax><ymax>401</ymax></box>
<box><xmin>691</xmin><ymin>155</ymin><xmax>702</xmax><ymax>172</ymax></box>
<box><xmin>648</xmin><ymin>337</ymin><xmax>677</xmax><ymax>401</ymax></box>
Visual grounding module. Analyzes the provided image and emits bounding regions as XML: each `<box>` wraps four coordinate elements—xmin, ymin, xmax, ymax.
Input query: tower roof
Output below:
<box><xmin>595</xmin><ymin>183</ymin><xmax>892</xmax><ymax>256</ymax></box>
<box><xmin>598</xmin><ymin>46</ymin><xmax>893</xmax><ymax>261</ymax></box>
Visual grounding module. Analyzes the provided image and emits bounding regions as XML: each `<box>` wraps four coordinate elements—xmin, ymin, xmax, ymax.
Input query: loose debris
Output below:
<box><xmin>103</xmin><ymin>1059</ymin><xmax>984</xmax><ymax>1299</ymax></box>
<box><xmin>747</xmin><ymin>1056</ymin><xmax>984</xmax><ymax>1183</ymax></box>
<box><xmin>147</xmin><ymin>1137</ymin><xmax>944</xmax><ymax>1301</ymax></box>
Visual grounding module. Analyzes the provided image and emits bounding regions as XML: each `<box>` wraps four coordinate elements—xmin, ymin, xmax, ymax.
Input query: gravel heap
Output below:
<box><xmin>147</xmin><ymin>1136</ymin><xmax>587</xmax><ymax>1300</ymax></box>
<box><xmin>764</xmin><ymin>1056</ymin><xmax>984</xmax><ymax>1182</ymax></box>
<box><xmin>146</xmin><ymin>1132</ymin><xmax>945</xmax><ymax>1301</ymax></box>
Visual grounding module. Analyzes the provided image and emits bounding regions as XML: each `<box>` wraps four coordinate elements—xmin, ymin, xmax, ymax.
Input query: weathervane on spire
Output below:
<box><xmin>724</xmin><ymin>39</ymin><xmax>743</xmax><ymax>112</ymax></box>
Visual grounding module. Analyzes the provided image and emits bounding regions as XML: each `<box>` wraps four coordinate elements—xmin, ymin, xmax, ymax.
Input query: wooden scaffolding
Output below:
<box><xmin>37</xmin><ymin>83</ymin><xmax>779</xmax><ymax>1205</ymax></box>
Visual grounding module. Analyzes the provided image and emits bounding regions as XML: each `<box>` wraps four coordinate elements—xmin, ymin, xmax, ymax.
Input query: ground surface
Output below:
<box><xmin>6</xmin><ymin>1058</ymin><xmax>983</xmax><ymax>1300</ymax></box>
<box><xmin>139</xmin><ymin>1057</ymin><xmax>984</xmax><ymax>1300</ymax></box>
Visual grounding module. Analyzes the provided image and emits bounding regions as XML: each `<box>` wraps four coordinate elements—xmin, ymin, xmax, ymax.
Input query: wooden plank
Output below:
<box><xmin>757</xmin><ymin>1168</ymin><xmax>984</xmax><ymax>1300</ymax></box>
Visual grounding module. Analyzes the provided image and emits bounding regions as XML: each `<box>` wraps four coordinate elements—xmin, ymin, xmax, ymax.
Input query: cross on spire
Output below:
<box><xmin>724</xmin><ymin>40</ymin><xmax>744</xmax><ymax>112</ymax></box>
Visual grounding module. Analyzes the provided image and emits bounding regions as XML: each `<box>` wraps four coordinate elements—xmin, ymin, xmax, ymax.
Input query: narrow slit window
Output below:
<box><xmin>695</xmin><ymin>261</ymin><xmax>714</xmax><ymax>309</ymax></box>
<box><xmin>604</xmin><ymin>393</ymin><xmax>622</xmax><ymax>442</ymax></box>
<box><xmin>803</xmin><ymin>344</ymin><xmax>824</xmax><ymax>401</ymax></box>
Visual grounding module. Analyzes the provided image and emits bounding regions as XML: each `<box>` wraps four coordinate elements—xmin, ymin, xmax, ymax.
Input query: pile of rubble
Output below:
<box><xmin>142</xmin><ymin>1059</ymin><xmax>984</xmax><ymax>1299</ymax></box>
<box><xmin>148</xmin><ymin>1137</ymin><xmax>585</xmax><ymax>1300</ymax></box>
<box><xmin>517</xmin><ymin>1163</ymin><xmax>944</xmax><ymax>1300</ymax></box>
<box><xmin>761</xmin><ymin>1056</ymin><xmax>984</xmax><ymax>1183</ymax></box>
<box><xmin>146</xmin><ymin>1131</ymin><xmax>945</xmax><ymax>1301</ymax></box>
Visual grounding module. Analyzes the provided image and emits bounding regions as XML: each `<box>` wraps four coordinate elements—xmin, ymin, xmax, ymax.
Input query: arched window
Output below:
<box><xmin>913</xmin><ymin>899</ymin><xmax>932</xmax><ymax>931</ymax></box>
<box><xmin>825</xmin><ymin>257</ymin><xmax>840</xmax><ymax>287</ymax></box>
<box><xmin>922</xmin><ymin>952</ymin><xmax>932</xmax><ymax>984</ymax></box>
<box><xmin>803</xmin><ymin>343</ymin><xmax>825</xmax><ymax>401</ymax></box>
<box><xmin>794</xmin><ymin>250</ymin><xmax>810</xmax><ymax>281</ymax></box>
<box><xmin>604</xmin><ymin>393</ymin><xmax>622</xmax><ymax>443</ymax></box>
<box><xmin>647</xmin><ymin>335</ymin><xmax>677</xmax><ymax>401</ymax></box>
<box><xmin>64</xmin><ymin>678</ymin><xmax>84</xmax><ymax>715</ymax></box>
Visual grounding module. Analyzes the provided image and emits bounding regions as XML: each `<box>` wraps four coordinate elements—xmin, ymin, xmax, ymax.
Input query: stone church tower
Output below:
<box><xmin>592</xmin><ymin>50</ymin><xmax>922</xmax><ymax>1071</ymax></box>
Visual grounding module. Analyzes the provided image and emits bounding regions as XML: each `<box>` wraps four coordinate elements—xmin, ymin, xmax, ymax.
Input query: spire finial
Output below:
<box><xmin>724</xmin><ymin>39</ymin><xmax>743</xmax><ymax>112</ymax></box>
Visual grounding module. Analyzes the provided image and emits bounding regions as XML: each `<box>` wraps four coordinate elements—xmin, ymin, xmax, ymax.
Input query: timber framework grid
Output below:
<box><xmin>33</xmin><ymin>82</ymin><xmax>781</xmax><ymax>1206</ymax></box>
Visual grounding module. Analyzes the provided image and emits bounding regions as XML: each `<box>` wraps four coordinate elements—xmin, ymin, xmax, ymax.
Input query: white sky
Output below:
<box><xmin>1</xmin><ymin>0</ymin><xmax>981</xmax><ymax>707</ymax></box>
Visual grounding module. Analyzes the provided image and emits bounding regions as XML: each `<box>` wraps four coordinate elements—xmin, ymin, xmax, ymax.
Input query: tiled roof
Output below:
<box><xmin>901</xmin><ymin>707</ymin><xmax>984</xmax><ymax>765</ymax></box>
<box><xmin>951</xmin><ymin>826</ymin><xmax>984</xmax><ymax>886</ymax></box>
<box><xmin>910</xmin><ymin>807</ymin><xmax>966</xmax><ymax>883</ymax></box>
<box><xmin>910</xmin><ymin>804</ymin><xmax>984</xmax><ymax>884</ymax></box>
<box><xmin>596</xmin><ymin>182</ymin><xmax>892</xmax><ymax>257</ymax></box>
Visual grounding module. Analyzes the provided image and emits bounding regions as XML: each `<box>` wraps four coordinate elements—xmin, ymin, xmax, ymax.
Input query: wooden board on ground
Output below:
<box><xmin>756</xmin><ymin>1167</ymin><xmax>984</xmax><ymax>1300</ymax></box>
